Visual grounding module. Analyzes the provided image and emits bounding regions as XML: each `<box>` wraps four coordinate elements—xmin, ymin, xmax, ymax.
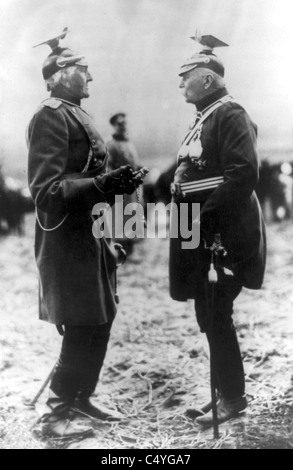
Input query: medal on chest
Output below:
<box><xmin>189</xmin><ymin>138</ymin><xmax>203</xmax><ymax>159</ymax></box>
<box><xmin>189</xmin><ymin>138</ymin><xmax>206</xmax><ymax>169</ymax></box>
<box><xmin>178</xmin><ymin>123</ymin><xmax>206</xmax><ymax>169</ymax></box>
<box><xmin>177</xmin><ymin>143</ymin><xmax>190</xmax><ymax>159</ymax></box>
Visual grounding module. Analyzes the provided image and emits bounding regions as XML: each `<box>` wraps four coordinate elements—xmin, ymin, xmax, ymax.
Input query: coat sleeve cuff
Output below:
<box><xmin>93</xmin><ymin>178</ymin><xmax>115</xmax><ymax>205</ymax></box>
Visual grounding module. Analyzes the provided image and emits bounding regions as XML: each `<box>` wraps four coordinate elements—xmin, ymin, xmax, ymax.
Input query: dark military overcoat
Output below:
<box><xmin>170</xmin><ymin>88</ymin><xmax>266</xmax><ymax>301</ymax></box>
<box><xmin>28</xmin><ymin>93</ymin><xmax>117</xmax><ymax>325</ymax></box>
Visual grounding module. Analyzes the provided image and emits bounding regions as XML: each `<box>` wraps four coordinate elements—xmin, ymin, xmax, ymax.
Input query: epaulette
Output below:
<box><xmin>42</xmin><ymin>98</ymin><xmax>63</xmax><ymax>110</ymax></box>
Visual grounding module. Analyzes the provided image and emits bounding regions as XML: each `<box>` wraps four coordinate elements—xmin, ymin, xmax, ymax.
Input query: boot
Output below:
<box><xmin>73</xmin><ymin>397</ymin><xmax>123</xmax><ymax>421</ymax></box>
<box><xmin>196</xmin><ymin>395</ymin><xmax>247</xmax><ymax>426</ymax></box>
<box><xmin>185</xmin><ymin>375</ymin><xmax>221</xmax><ymax>420</ymax></box>
<box><xmin>40</xmin><ymin>391</ymin><xmax>93</xmax><ymax>439</ymax></box>
<box><xmin>185</xmin><ymin>397</ymin><xmax>220</xmax><ymax>419</ymax></box>
<box><xmin>41</xmin><ymin>418</ymin><xmax>94</xmax><ymax>439</ymax></box>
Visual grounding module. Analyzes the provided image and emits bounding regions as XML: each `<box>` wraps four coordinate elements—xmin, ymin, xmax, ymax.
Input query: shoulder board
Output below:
<box><xmin>42</xmin><ymin>98</ymin><xmax>63</xmax><ymax>110</ymax></box>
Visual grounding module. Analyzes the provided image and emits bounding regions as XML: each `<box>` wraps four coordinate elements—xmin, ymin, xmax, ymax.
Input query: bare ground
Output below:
<box><xmin>0</xmin><ymin>215</ymin><xmax>293</xmax><ymax>449</ymax></box>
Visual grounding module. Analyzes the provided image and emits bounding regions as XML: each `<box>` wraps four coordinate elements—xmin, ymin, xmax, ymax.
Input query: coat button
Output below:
<box><xmin>92</xmin><ymin>139</ymin><xmax>96</xmax><ymax>145</ymax></box>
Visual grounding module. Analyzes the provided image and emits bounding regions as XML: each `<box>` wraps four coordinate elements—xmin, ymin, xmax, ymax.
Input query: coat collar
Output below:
<box><xmin>195</xmin><ymin>87</ymin><xmax>229</xmax><ymax>112</ymax></box>
<box><xmin>112</xmin><ymin>133</ymin><xmax>129</xmax><ymax>142</ymax></box>
<box><xmin>51</xmin><ymin>88</ymin><xmax>81</xmax><ymax>106</ymax></box>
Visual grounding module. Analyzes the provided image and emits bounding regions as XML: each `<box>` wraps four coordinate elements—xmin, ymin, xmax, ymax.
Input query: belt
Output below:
<box><xmin>171</xmin><ymin>176</ymin><xmax>224</xmax><ymax>197</ymax></box>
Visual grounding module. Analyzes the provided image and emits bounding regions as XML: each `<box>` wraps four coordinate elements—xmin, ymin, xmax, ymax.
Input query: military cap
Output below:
<box><xmin>109</xmin><ymin>112</ymin><xmax>126</xmax><ymax>126</ymax></box>
<box><xmin>33</xmin><ymin>27</ymin><xmax>88</xmax><ymax>79</ymax></box>
<box><xmin>179</xmin><ymin>33</ymin><xmax>228</xmax><ymax>77</ymax></box>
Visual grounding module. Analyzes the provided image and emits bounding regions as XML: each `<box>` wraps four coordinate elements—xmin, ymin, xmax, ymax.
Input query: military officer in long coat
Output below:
<box><xmin>169</xmin><ymin>35</ymin><xmax>266</xmax><ymax>425</ymax></box>
<box><xmin>27</xmin><ymin>31</ymin><xmax>143</xmax><ymax>438</ymax></box>
<box><xmin>107</xmin><ymin>112</ymin><xmax>143</xmax><ymax>254</ymax></box>
<box><xmin>107</xmin><ymin>112</ymin><xmax>141</xmax><ymax>172</ymax></box>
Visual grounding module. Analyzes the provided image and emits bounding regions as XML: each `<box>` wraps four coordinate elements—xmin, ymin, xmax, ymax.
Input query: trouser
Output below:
<box><xmin>194</xmin><ymin>276</ymin><xmax>245</xmax><ymax>400</ymax></box>
<box><xmin>43</xmin><ymin>322</ymin><xmax>112</xmax><ymax>421</ymax></box>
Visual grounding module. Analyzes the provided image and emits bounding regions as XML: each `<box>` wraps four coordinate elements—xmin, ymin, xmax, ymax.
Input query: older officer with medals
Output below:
<box><xmin>169</xmin><ymin>34</ymin><xmax>266</xmax><ymax>426</ymax></box>
<box><xmin>27</xmin><ymin>29</ymin><xmax>144</xmax><ymax>439</ymax></box>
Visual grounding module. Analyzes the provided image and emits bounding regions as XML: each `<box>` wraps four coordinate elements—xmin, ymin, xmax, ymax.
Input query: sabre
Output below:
<box><xmin>23</xmin><ymin>364</ymin><xmax>56</xmax><ymax>409</ymax></box>
<box><xmin>204</xmin><ymin>233</ymin><xmax>227</xmax><ymax>439</ymax></box>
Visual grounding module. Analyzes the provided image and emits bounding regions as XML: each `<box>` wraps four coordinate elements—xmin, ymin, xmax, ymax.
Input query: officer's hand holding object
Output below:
<box><xmin>94</xmin><ymin>165</ymin><xmax>148</xmax><ymax>195</ymax></box>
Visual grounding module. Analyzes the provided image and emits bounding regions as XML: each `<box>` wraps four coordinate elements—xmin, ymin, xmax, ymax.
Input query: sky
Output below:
<box><xmin>0</xmin><ymin>0</ymin><xmax>292</xmax><ymax>178</ymax></box>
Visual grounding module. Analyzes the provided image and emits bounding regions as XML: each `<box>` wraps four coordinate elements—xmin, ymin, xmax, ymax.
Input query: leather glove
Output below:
<box><xmin>94</xmin><ymin>165</ymin><xmax>142</xmax><ymax>195</ymax></box>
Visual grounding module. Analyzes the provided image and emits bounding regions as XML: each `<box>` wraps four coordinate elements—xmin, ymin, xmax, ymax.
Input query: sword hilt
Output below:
<box><xmin>204</xmin><ymin>234</ymin><xmax>227</xmax><ymax>284</ymax></box>
<box><xmin>204</xmin><ymin>233</ymin><xmax>227</xmax><ymax>256</ymax></box>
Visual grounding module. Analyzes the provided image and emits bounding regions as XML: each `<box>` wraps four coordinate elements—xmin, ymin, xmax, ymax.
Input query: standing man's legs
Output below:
<box><xmin>41</xmin><ymin>321</ymin><xmax>120</xmax><ymax>437</ymax></box>
<box><xmin>73</xmin><ymin>323</ymin><xmax>122</xmax><ymax>420</ymax></box>
<box><xmin>194</xmin><ymin>277</ymin><xmax>247</xmax><ymax>425</ymax></box>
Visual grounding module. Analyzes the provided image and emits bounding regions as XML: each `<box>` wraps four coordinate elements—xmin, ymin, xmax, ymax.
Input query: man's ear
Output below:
<box><xmin>203</xmin><ymin>73</ymin><xmax>214</xmax><ymax>90</ymax></box>
<box><xmin>59</xmin><ymin>70</ymin><xmax>71</xmax><ymax>89</ymax></box>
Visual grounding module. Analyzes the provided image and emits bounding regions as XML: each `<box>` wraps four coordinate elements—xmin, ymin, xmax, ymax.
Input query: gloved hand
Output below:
<box><xmin>94</xmin><ymin>165</ymin><xmax>142</xmax><ymax>195</ymax></box>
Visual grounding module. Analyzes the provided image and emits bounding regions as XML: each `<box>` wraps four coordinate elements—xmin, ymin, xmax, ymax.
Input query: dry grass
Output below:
<box><xmin>0</xmin><ymin>216</ymin><xmax>293</xmax><ymax>449</ymax></box>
